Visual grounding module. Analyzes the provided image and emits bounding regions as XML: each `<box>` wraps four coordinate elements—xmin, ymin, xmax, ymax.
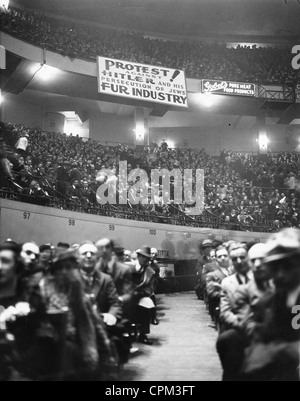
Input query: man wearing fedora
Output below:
<box><xmin>131</xmin><ymin>246</ymin><xmax>155</xmax><ymax>345</ymax></box>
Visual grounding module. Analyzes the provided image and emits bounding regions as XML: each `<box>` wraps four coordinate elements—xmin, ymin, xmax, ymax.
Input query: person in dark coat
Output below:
<box><xmin>95</xmin><ymin>239</ymin><xmax>133</xmax><ymax>306</ymax></box>
<box><xmin>78</xmin><ymin>242</ymin><xmax>128</xmax><ymax>364</ymax></box>
<box><xmin>66</xmin><ymin>180</ymin><xmax>84</xmax><ymax>204</ymax></box>
<box><xmin>129</xmin><ymin>246</ymin><xmax>155</xmax><ymax>345</ymax></box>
<box><xmin>200</xmin><ymin>248</ymin><xmax>219</xmax><ymax>301</ymax></box>
<box><xmin>56</xmin><ymin>162</ymin><xmax>70</xmax><ymax>197</ymax></box>
<box><xmin>78</xmin><ymin>242</ymin><xmax>122</xmax><ymax>325</ymax></box>
<box><xmin>0</xmin><ymin>240</ymin><xmax>22</xmax><ymax>380</ymax></box>
<box><xmin>21</xmin><ymin>180</ymin><xmax>50</xmax><ymax>206</ymax></box>
<box><xmin>150</xmin><ymin>248</ymin><xmax>160</xmax><ymax>326</ymax></box>
<box><xmin>69</xmin><ymin>163</ymin><xmax>82</xmax><ymax>183</ymax></box>
<box><xmin>195</xmin><ymin>239</ymin><xmax>214</xmax><ymax>300</ymax></box>
<box><xmin>0</xmin><ymin>240</ymin><xmax>21</xmax><ymax>309</ymax></box>
<box><xmin>38</xmin><ymin>250</ymin><xmax>100</xmax><ymax>381</ymax></box>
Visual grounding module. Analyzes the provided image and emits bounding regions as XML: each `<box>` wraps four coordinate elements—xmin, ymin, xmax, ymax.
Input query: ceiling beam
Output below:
<box><xmin>3</xmin><ymin>60</ymin><xmax>41</xmax><ymax>95</ymax></box>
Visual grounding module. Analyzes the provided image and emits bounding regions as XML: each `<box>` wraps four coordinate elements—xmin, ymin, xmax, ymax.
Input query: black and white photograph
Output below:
<box><xmin>0</xmin><ymin>0</ymin><xmax>299</xmax><ymax>383</ymax></box>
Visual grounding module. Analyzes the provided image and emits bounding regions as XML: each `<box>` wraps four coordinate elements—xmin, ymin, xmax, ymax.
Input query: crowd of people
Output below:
<box><xmin>195</xmin><ymin>229</ymin><xmax>300</xmax><ymax>381</ymax></box>
<box><xmin>0</xmin><ymin>236</ymin><xmax>161</xmax><ymax>381</ymax></box>
<box><xmin>1</xmin><ymin>122</ymin><xmax>300</xmax><ymax>232</ymax></box>
<box><xmin>0</xmin><ymin>228</ymin><xmax>299</xmax><ymax>381</ymax></box>
<box><xmin>1</xmin><ymin>3</ymin><xmax>299</xmax><ymax>383</ymax></box>
<box><xmin>0</xmin><ymin>7</ymin><xmax>297</xmax><ymax>85</ymax></box>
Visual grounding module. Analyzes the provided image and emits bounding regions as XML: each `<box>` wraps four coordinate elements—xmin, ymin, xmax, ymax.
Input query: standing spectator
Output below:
<box><xmin>150</xmin><ymin>248</ymin><xmax>160</xmax><ymax>326</ymax></box>
<box><xmin>56</xmin><ymin>161</ymin><xmax>70</xmax><ymax>197</ymax></box>
<box><xmin>131</xmin><ymin>246</ymin><xmax>155</xmax><ymax>345</ymax></box>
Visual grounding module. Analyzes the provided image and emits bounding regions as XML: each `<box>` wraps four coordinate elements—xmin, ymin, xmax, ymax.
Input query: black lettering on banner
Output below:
<box><xmin>69</xmin><ymin>219</ymin><xmax>76</xmax><ymax>226</ymax></box>
<box><xmin>23</xmin><ymin>212</ymin><xmax>31</xmax><ymax>220</ymax></box>
<box><xmin>109</xmin><ymin>224</ymin><xmax>115</xmax><ymax>231</ymax></box>
<box><xmin>150</xmin><ymin>229</ymin><xmax>157</xmax><ymax>236</ymax></box>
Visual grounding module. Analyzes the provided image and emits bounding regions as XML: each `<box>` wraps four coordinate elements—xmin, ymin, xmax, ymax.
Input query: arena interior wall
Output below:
<box><xmin>0</xmin><ymin>199</ymin><xmax>270</xmax><ymax>256</ymax></box>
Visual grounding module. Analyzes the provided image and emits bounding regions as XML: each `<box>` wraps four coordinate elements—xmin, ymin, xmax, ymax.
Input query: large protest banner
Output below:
<box><xmin>98</xmin><ymin>57</ymin><xmax>188</xmax><ymax>108</ymax></box>
<box><xmin>201</xmin><ymin>79</ymin><xmax>256</xmax><ymax>97</ymax></box>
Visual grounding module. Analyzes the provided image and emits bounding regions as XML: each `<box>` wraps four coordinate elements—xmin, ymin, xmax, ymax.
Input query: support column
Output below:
<box><xmin>134</xmin><ymin>107</ymin><xmax>149</xmax><ymax>147</ymax></box>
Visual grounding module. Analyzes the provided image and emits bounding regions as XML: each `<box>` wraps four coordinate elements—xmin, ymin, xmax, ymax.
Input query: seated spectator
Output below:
<box><xmin>201</xmin><ymin>248</ymin><xmax>219</xmax><ymax>304</ymax></box>
<box><xmin>206</xmin><ymin>246</ymin><xmax>234</xmax><ymax>326</ymax></box>
<box><xmin>66</xmin><ymin>180</ymin><xmax>84</xmax><ymax>205</ymax></box>
<box><xmin>195</xmin><ymin>239</ymin><xmax>214</xmax><ymax>300</ymax></box>
<box><xmin>78</xmin><ymin>241</ymin><xmax>133</xmax><ymax>363</ymax></box>
<box><xmin>39</xmin><ymin>244</ymin><xmax>55</xmax><ymax>273</ymax></box>
<box><xmin>124</xmin><ymin>250</ymin><xmax>132</xmax><ymax>263</ymax></box>
<box><xmin>0</xmin><ymin>240</ymin><xmax>25</xmax><ymax>380</ymax></box>
<box><xmin>56</xmin><ymin>242</ymin><xmax>71</xmax><ymax>256</ymax></box>
<box><xmin>235</xmin><ymin>243</ymin><xmax>274</xmax><ymax>338</ymax></box>
<box><xmin>243</xmin><ymin>229</ymin><xmax>300</xmax><ymax>381</ymax></box>
<box><xmin>216</xmin><ymin>243</ymin><xmax>252</xmax><ymax>381</ymax></box>
<box><xmin>39</xmin><ymin>250</ymin><xmax>99</xmax><ymax>380</ymax></box>
<box><xmin>0</xmin><ymin>240</ymin><xmax>21</xmax><ymax>308</ymax></box>
<box><xmin>1</xmin><ymin>121</ymin><xmax>300</xmax><ymax>232</ymax></box>
<box><xmin>22</xmin><ymin>180</ymin><xmax>50</xmax><ymax>206</ymax></box>
<box><xmin>95</xmin><ymin>239</ymin><xmax>133</xmax><ymax>311</ymax></box>
<box><xmin>0</xmin><ymin>7</ymin><xmax>297</xmax><ymax>85</ymax></box>
<box><xmin>78</xmin><ymin>242</ymin><xmax>122</xmax><ymax>326</ymax></box>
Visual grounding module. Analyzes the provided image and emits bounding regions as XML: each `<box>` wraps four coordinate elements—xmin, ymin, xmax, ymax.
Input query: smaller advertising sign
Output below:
<box><xmin>202</xmin><ymin>79</ymin><xmax>256</xmax><ymax>97</ymax></box>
